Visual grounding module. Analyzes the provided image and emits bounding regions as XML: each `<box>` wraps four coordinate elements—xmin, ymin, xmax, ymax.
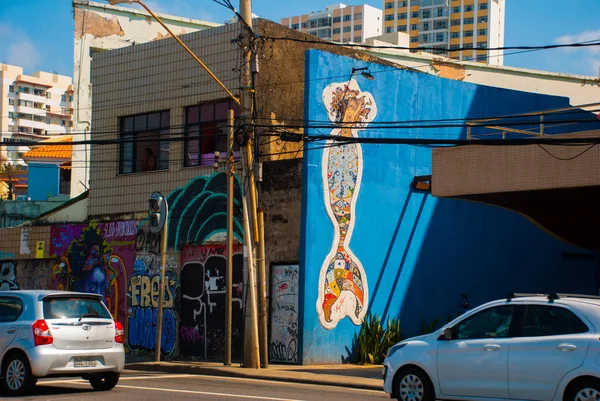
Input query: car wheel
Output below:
<box><xmin>566</xmin><ymin>379</ymin><xmax>600</xmax><ymax>401</ymax></box>
<box><xmin>395</xmin><ymin>367</ymin><xmax>434</xmax><ymax>401</ymax></box>
<box><xmin>1</xmin><ymin>353</ymin><xmax>37</xmax><ymax>396</ymax></box>
<box><xmin>89</xmin><ymin>372</ymin><xmax>120</xmax><ymax>391</ymax></box>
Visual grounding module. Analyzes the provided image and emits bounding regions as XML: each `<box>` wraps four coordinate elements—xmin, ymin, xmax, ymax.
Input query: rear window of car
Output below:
<box><xmin>43</xmin><ymin>297</ymin><xmax>112</xmax><ymax>320</ymax></box>
<box><xmin>0</xmin><ymin>297</ymin><xmax>24</xmax><ymax>323</ymax></box>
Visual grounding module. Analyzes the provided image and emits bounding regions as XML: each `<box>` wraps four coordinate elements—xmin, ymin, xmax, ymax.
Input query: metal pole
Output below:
<box><xmin>154</xmin><ymin>207</ymin><xmax>168</xmax><ymax>362</ymax></box>
<box><xmin>225</xmin><ymin>109</ymin><xmax>235</xmax><ymax>366</ymax></box>
<box><xmin>257</xmin><ymin>208</ymin><xmax>268</xmax><ymax>368</ymax></box>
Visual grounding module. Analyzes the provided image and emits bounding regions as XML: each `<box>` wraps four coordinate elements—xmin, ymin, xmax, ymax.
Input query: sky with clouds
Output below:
<box><xmin>0</xmin><ymin>0</ymin><xmax>599</xmax><ymax>77</ymax></box>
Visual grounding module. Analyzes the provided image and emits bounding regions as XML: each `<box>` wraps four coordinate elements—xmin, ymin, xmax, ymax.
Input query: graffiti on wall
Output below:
<box><xmin>127</xmin><ymin>228</ymin><xmax>177</xmax><ymax>355</ymax></box>
<box><xmin>0</xmin><ymin>261</ymin><xmax>18</xmax><ymax>290</ymax></box>
<box><xmin>50</xmin><ymin>221</ymin><xmax>137</xmax><ymax>326</ymax></box>
<box><xmin>166</xmin><ymin>173</ymin><xmax>244</xmax><ymax>249</ymax></box>
<box><xmin>270</xmin><ymin>264</ymin><xmax>299</xmax><ymax>363</ymax></box>
<box><xmin>179</xmin><ymin>244</ymin><xmax>244</xmax><ymax>359</ymax></box>
<box><xmin>317</xmin><ymin>79</ymin><xmax>377</xmax><ymax>330</ymax></box>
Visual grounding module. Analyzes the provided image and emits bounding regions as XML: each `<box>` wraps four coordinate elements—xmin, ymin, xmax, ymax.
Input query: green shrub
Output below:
<box><xmin>352</xmin><ymin>313</ymin><xmax>403</xmax><ymax>365</ymax></box>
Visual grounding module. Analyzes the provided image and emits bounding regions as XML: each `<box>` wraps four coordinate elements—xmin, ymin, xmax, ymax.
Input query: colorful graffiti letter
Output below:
<box><xmin>317</xmin><ymin>78</ymin><xmax>377</xmax><ymax>329</ymax></box>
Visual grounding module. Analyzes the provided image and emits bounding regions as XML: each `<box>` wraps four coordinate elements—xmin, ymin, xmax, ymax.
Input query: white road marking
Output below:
<box><xmin>115</xmin><ymin>384</ymin><xmax>309</xmax><ymax>400</ymax></box>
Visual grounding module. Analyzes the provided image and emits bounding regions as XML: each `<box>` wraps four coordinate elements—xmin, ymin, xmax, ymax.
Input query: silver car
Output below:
<box><xmin>0</xmin><ymin>290</ymin><xmax>125</xmax><ymax>395</ymax></box>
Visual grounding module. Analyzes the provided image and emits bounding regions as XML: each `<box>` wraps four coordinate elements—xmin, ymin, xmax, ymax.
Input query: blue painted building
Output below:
<box><xmin>299</xmin><ymin>50</ymin><xmax>598</xmax><ymax>364</ymax></box>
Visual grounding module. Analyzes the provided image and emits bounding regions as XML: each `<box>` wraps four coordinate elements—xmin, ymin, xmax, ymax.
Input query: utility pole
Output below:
<box><xmin>240</xmin><ymin>0</ymin><xmax>261</xmax><ymax>369</ymax></box>
<box><xmin>225</xmin><ymin>109</ymin><xmax>235</xmax><ymax>366</ymax></box>
<box><xmin>257</xmin><ymin>208</ymin><xmax>268</xmax><ymax>367</ymax></box>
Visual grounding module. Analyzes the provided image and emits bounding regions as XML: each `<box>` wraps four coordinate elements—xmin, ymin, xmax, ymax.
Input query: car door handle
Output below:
<box><xmin>6</xmin><ymin>328</ymin><xmax>16</xmax><ymax>334</ymax></box>
<box><xmin>484</xmin><ymin>344</ymin><xmax>501</xmax><ymax>351</ymax></box>
<box><xmin>558</xmin><ymin>344</ymin><xmax>577</xmax><ymax>352</ymax></box>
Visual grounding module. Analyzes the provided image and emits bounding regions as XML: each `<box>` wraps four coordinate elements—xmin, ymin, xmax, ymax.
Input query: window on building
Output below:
<box><xmin>478</xmin><ymin>28</ymin><xmax>488</xmax><ymax>36</ymax></box>
<box><xmin>343</xmin><ymin>14</ymin><xmax>352</xmax><ymax>21</ymax></box>
<box><xmin>419</xmin><ymin>33</ymin><xmax>431</xmax><ymax>43</ymax></box>
<box><xmin>397</xmin><ymin>12</ymin><xmax>407</xmax><ymax>19</ymax></box>
<box><xmin>478</xmin><ymin>15</ymin><xmax>488</xmax><ymax>23</ymax></box>
<box><xmin>410</xmin><ymin>36</ymin><xmax>419</xmax><ymax>43</ymax></box>
<box><xmin>46</xmin><ymin>105</ymin><xmax>51</xmax><ymax>111</ymax></box>
<box><xmin>333</xmin><ymin>27</ymin><xmax>341</xmax><ymax>34</ymax></box>
<box><xmin>451</xmin><ymin>19</ymin><xmax>461</xmax><ymax>26</ymax></box>
<box><xmin>421</xmin><ymin>21</ymin><xmax>429</xmax><ymax>30</ymax></box>
<box><xmin>411</xmin><ymin>11</ymin><xmax>419</xmax><ymax>18</ymax></box>
<box><xmin>291</xmin><ymin>23</ymin><xmax>299</xmax><ymax>29</ymax></box>
<box><xmin>8</xmin><ymin>85</ymin><xmax>14</xmax><ymax>93</ymax></box>
<box><xmin>399</xmin><ymin>1</ymin><xmax>408</xmax><ymax>6</ymax></box>
<box><xmin>464</xmin><ymin>30</ymin><xmax>473</xmax><ymax>37</ymax></box>
<box><xmin>435</xmin><ymin>32</ymin><xmax>446</xmax><ymax>42</ymax></box>
<box><xmin>411</xmin><ymin>23</ymin><xmax>419</xmax><ymax>30</ymax></box>
<box><xmin>449</xmin><ymin>44</ymin><xmax>460</xmax><ymax>50</ymax></box>
<box><xmin>463</xmin><ymin>42</ymin><xmax>473</xmax><ymax>48</ymax></box>
<box><xmin>8</xmin><ymin>112</ymin><xmax>14</xmax><ymax>119</ymax></box>
<box><xmin>479</xmin><ymin>2</ymin><xmax>488</xmax><ymax>10</ymax></box>
<box><xmin>477</xmin><ymin>41</ymin><xmax>488</xmax><ymax>48</ymax></box>
<box><xmin>46</xmin><ymin>92</ymin><xmax>51</xmax><ymax>99</ymax></box>
<box><xmin>184</xmin><ymin>101</ymin><xmax>239</xmax><ymax>168</ymax></box>
<box><xmin>354</xmin><ymin>13</ymin><xmax>362</xmax><ymax>20</ymax></box>
<box><xmin>412</xmin><ymin>0</ymin><xmax>419</xmax><ymax>5</ymax></box>
<box><xmin>61</xmin><ymin>94</ymin><xmax>67</xmax><ymax>102</ymax></box>
<box><xmin>18</xmin><ymin>86</ymin><xmax>30</xmax><ymax>94</ymax></box>
<box><xmin>60</xmin><ymin>120</ymin><xmax>66</xmax><ymax>126</ymax></box>
<box><xmin>343</xmin><ymin>26</ymin><xmax>352</xmax><ymax>32</ymax></box>
<box><xmin>119</xmin><ymin>110</ymin><xmax>170</xmax><ymax>174</ymax></box>
<box><xmin>333</xmin><ymin>16</ymin><xmax>341</xmax><ymax>23</ymax></box>
<box><xmin>385</xmin><ymin>14</ymin><xmax>395</xmax><ymax>21</ymax></box>
<box><xmin>451</xmin><ymin>31</ymin><xmax>460</xmax><ymax>38</ymax></box>
<box><xmin>463</xmin><ymin>17</ymin><xmax>474</xmax><ymax>24</ymax></box>
<box><xmin>476</xmin><ymin>54</ymin><xmax>487</xmax><ymax>62</ymax></box>
<box><xmin>386</xmin><ymin>26</ymin><xmax>394</xmax><ymax>33</ymax></box>
<box><xmin>354</xmin><ymin>36</ymin><xmax>362</xmax><ymax>42</ymax></box>
<box><xmin>301</xmin><ymin>22</ymin><xmax>307</xmax><ymax>28</ymax></box>
<box><xmin>46</xmin><ymin>117</ymin><xmax>51</xmax><ymax>124</ymax></box>
<box><xmin>385</xmin><ymin>2</ymin><xmax>395</xmax><ymax>9</ymax></box>
<box><xmin>317</xmin><ymin>28</ymin><xmax>331</xmax><ymax>38</ymax></box>
<box><xmin>354</xmin><ymin>24</ymin><xmax>362</xmax><ymax>31</ymax></box>
<box><xmin>420</xmin><ymin>9</ymin><xmax>430</xmax><ymax>19</ymax></box>
<box><xmin>452</xmin><ymin>6</ymin><xmax>461</xmax><ymax>13</ymax></box>
<box><xmin>465</xmin><ymin>4</ymin><xmax>474</xmax><ymax>11</ymax></box>
<box><xmin>433</xmin><ymin>20</ymin><xmax>447</xmax><ymax>29</ymax></box>
<box><xmin>436</xmin><ymin>7</ymin><xmax>445</xmax><ymax>17</ymax></box>
<box><xmin>342</xmin><ymin>38</ymin><xmax>351</xmax><ymax>43</ymax></box>
<box><xmin>398</xmin><ymin>25</ymin><xmax>407</xmax><ymax>32</ymax></box>
<box><xmin>8</xmin><ymin>98</ymin><xmax>14</xmax><ymax>106</ymax></box>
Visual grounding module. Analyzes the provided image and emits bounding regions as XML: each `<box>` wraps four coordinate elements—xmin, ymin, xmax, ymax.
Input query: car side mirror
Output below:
<box><xmin>443</xmin><ymin>327</ymin><xmax>453</xmax><ymax>340</ymax></box>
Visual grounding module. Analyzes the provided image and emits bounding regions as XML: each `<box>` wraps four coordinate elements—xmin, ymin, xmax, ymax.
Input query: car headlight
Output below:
<box><xmin>386</xmin><ymin>342</ymin><xmax>407</xmax><ymax>358</ymax></box>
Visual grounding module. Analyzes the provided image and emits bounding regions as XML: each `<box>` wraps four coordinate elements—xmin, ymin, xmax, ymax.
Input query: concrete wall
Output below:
<box><xmin>27</xmin><ymin>162</ymin><xmax>59</xmax><ymax>201</ymax></box>
<box><xmin>300</xmin><ymin>50</ymin><xmax>598</xmax><ymax>364</ymax></box>
<box><xmin>71</xmin><ymin>0</ymin><xmax>220</xmax><ymax>198</ymax></box>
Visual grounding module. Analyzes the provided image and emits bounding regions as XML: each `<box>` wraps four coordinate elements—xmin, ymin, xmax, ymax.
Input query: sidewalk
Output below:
<box><xmin>125</xmin><ymin>360</ymin><xmax>384</xmax><ymax>391</ymax></box>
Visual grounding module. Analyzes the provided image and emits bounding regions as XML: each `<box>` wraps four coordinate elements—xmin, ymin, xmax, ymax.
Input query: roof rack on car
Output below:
<box><xmin>506</xmin><ymin>292</ymin><xmax>600</xmax><ymax>302</ymax></box>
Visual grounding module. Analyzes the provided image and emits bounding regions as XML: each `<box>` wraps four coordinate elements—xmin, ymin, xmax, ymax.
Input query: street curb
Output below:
<box><xmin>125</xmin><ymin>362</ymin><xmax>384</xmax><ymax>392</ymax></box>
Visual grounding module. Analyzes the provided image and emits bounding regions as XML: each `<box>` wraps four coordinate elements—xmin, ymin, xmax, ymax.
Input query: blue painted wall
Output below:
<box><xmin>300</xmin><ymin>50</ymin><xmax>599</xmax><ymax>364</ymax></box>
<box><xmin>28</xmin><ymin>163</ymin><xmax>59</xmax><ymax>201</ymax></box>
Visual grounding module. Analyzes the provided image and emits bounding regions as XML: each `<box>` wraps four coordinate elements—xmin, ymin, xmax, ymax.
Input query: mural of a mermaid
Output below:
<box><xmin>317</xmin><ymin>78</ymin><xmax>377</xmax><ymax>329</ymax></box>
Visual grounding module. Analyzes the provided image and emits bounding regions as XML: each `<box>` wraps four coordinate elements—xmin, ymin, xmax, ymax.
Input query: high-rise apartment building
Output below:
<box><xmin>281</xmin><ymin>3</ymin><xmax>383</xmax><ymax>44</ymax></box>
<box><xmin>383</xmin><ymin>0</ymin><xmax>505</xmax><ymax>65</ymax></box>
<box><xmin>0</xmin><ymin>64</ymin><xmax>74</xmax><ymax>163</ymax></box>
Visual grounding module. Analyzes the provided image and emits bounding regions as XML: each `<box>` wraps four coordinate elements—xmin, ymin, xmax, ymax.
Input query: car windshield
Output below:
<box><xmin>43</xmin><ymin>297</ymin><xmax>112</xmax><ymax>320</ymax></box>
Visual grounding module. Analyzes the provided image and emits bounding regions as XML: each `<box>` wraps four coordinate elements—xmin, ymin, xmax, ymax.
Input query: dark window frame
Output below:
<box><xmin>453</xmin><ymin>305</ymin><xmax>517</xmax><ymax>340</ymax></box>
<box><xmin>184</xmin><ymin>100</ymin><xmax>240</xmax><ymax>168</ymax></box>
<box><xmin>119</xmin><ymin>110</ymin><xmax>170</xmax><ymax>174</ymax></box>
<box><xmin>516</xmin><ymin>304</ymin><xmax>589</xmax><ymax>337</ymax></box>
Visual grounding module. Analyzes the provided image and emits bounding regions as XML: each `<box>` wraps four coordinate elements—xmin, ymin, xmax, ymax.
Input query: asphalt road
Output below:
<box><xmin>8</xmin><ymin>370</ymin><xmax>390</xmax><ymax>401</ymax></box>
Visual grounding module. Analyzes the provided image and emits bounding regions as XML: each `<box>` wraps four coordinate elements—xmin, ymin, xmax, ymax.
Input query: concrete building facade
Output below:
<box><xmin>281</xmin><ymin>3</ymin><xmax>383</xmax><ymax>43</ymax></box>
<box><xmin>71</xmin><ymin>0</ymin><xmax>221</xmax><ymax>198</ymax></box>
<box><xmin>0</xmin><ymin>64</ymin><xmax>73</xmax><ymax>164</ymax></box>
<box><xmin>383</xmin><ymin>0</ymin><xmax>505</xmax><ymax>65</ymax></box>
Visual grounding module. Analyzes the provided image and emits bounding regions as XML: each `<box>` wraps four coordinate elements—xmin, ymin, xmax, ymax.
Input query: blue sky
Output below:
<box><xmin>1</xmin><ymin>0</ymin><xmax>599</xmax><ymax>77</ymax></box>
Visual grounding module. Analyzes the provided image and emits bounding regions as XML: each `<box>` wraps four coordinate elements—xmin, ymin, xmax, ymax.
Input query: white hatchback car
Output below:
<box><xmin>384</xmin><ymin>293</ymin><xmax>600</xmax><ymax>401</ymax></box>
<box><xmin>0</xmin><ymin>290</ymin><xmax>125</xmax><ymax>396</ymax></box>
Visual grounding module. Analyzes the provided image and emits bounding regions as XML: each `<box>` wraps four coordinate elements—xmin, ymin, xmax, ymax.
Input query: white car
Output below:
<box><xmin>383</xmin><ymin>293</ymin><xmax>600</xmax><ymax>401</ymax></box>
<box><xmin>0</xmin><ymin>290</ymin><xmax>125</xmax><ymax>396</ymax></box>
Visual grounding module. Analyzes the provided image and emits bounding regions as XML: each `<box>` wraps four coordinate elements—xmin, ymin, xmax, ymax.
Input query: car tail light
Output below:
<box><xmin>33</xmin><ymin>320</ymin><xmax>53</xmax><ymax>346</ymax></box>
<box><xmin>114</xmin><ymin>320</ymin><xmax>125</xmax><ymax>344</ymax></box>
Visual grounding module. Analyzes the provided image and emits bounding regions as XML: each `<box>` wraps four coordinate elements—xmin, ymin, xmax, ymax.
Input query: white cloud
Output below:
<box><xmin>0</xmin><ymin>22</ymin><xmax>42</xmax><ymax>72</ymax></box>
<box><xmin>553</xmin><ymin>29</ymin><xmax>600</xmax><ymax>76</ymax></box>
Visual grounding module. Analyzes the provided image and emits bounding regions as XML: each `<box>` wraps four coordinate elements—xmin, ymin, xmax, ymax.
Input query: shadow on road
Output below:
<box><xmin>0</xmin><ymin>384</ymin><xmax>95</xmax><ymax>398</ymax></box>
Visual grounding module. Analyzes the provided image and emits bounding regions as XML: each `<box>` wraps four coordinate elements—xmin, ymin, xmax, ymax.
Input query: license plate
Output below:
<box><xmin>74</xmin><ymin>357</ymin><xmax>97</xmax><ymax>368</ymax></box>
